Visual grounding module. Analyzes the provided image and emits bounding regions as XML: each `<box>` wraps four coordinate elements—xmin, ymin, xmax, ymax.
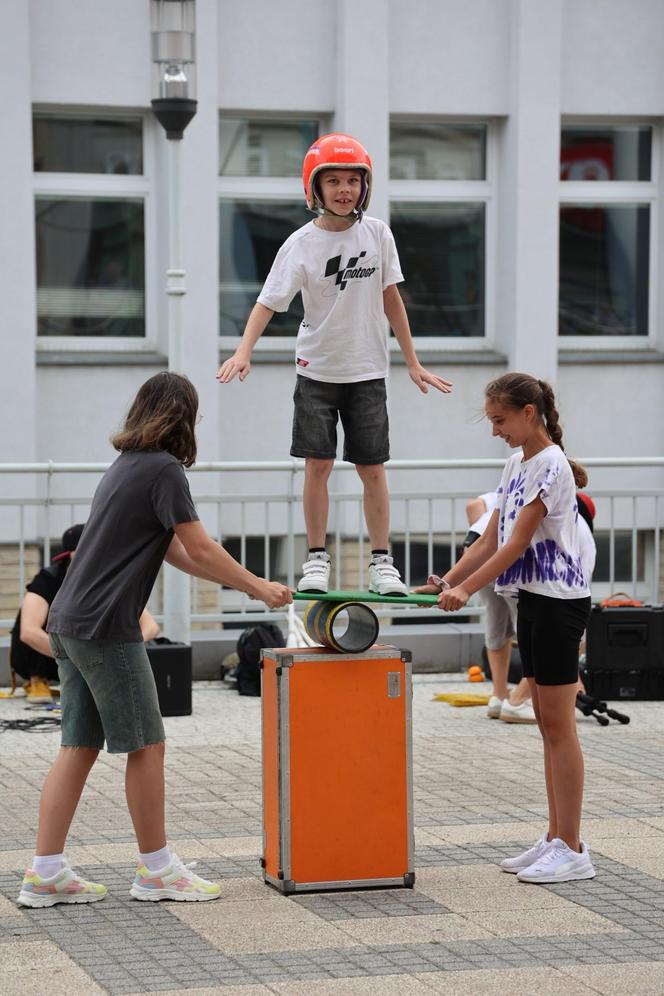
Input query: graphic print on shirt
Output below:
<box><xmin>323</xmin><ymin>252</ymin><xmax>379</xmax><ymax>294</ymax></box>
<box><xmin>496</xmin><ymin>465</ymin><xmax>586</xmax><ymax>591</ymax></box>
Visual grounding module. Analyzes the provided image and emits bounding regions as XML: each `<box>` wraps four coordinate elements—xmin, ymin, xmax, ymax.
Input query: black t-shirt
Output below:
<box><xmin>47</xmin><ymin>450</ymin><xmax>199</xmax><ymax>641</ymax></box>
<box><xmin>11</xmin><ymin>562</ymin><xmax>67</xmax><ymax>678</ymax></box>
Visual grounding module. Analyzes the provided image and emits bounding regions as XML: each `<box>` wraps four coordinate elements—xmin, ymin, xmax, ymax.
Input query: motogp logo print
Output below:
<box><xmin>323</xmin><ymin>252</ymin><xmax>378</xmax><ymax>292</ymax></box>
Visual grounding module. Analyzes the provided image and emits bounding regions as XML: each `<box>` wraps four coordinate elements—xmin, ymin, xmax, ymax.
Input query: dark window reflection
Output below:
<box><xmin>221</xmin><ymin>536</ymin><xmax>286</xmax><ymax>585</ymax></box>
<box><xmin>560</xmin><ymin>127</ymin><xmax>651</xmax><ymax>182</ymax></box>
<box><xmin>559</xmin><ymin>204</ymin><xmax>649</xmax><ymax>336</ymax></box>
<box><xmin>390</xmin><ymin>202</ymin><xmax>485</xmax><ymax>337</ymax></box>
<box><xmin>33</xmin><ymin>117</ymin><xmax>143</xmax><ymax>174</ymax></box>
<box><xmin>593</xmin><ymin>532</ymin><xmax>644</xmax><ymax>583</ymax></box>
<box><xmin>36</xmin><ymin>198</ymin><xmax>145</xmax><ymax>337</ymax></box>
<box><xmin>219</xmin><ymin>200</ymin><xmax>310</xmax><ymax>336</ymax></box>
<box><xmin>391</xmin><ymin>540</ymin><xmax>453</xmax><ymax>585</ymax></box>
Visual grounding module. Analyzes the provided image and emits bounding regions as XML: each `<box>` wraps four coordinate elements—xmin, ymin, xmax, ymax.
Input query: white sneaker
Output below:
<box><xmin>517</xmin><ymin>838</ymin><xmax>595</xmax><ymax>884</ymax></box>
<box><xmin>500</xmin><ymin>833</ymin><xmax>551</xmax><ymax>874</ymax></box>
<box><xmin>297</xmin><ymin>553</ymin><xmax>331</xmax><ymax>594</ymax></box>
<box><xmin>487</xmin><ymin>696</ymin><xmax>504</xmax><ymax>719</ymax></box>
<box><xmin>368</xmin><ymin>556</ymin><xmax>407</xmax><ymax>596</ymax></box>
<box><xmin>500</xmin><ymin>699</ymin><xmax>537</xmax><ymax>724</ymax></box>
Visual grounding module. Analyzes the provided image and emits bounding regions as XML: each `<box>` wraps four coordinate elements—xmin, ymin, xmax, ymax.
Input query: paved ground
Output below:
<box><xmin>1</xmin><ymin>671</ymin><xmax>664</xmax><ymax>996</ymax></box>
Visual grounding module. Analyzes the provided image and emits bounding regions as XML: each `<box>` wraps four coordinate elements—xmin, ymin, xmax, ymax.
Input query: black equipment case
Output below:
<box><xmin>146</xmin><ymin>641</ymin><xmax>192</xmax><ymax>716</ymax></box>
<box><xmin>583</xmin><ymin>604</ymin><xmax>664</xmax><ymax>700</ymax></box>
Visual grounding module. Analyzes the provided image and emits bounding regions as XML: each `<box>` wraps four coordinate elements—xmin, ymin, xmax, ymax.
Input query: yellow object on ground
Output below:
<box><xmin>433</xmin><ymin>693</ymin><xmax>491</xmax><ymax>707</ymax></box>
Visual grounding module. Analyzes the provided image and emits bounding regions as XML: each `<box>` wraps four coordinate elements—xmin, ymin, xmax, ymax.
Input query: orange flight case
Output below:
<box><xmin>261</xmin><ymin>645</ymin><xmax>415</xmax><ymax>894</ymax></box>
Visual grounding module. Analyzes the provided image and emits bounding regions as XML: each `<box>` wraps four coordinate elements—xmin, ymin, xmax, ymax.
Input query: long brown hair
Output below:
<box><xmin>111</xmin><ymin>372</ymin><xmax>198</xmax><ymax>467</ymax></box>
<box><xmin>485</xmin><ymin>372</ymin><xmax>588</xmax><ymax>488</ymax></box>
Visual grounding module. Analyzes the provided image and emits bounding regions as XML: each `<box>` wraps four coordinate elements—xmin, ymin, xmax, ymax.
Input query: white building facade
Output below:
<box><xmin>1</xmin><ymin>0</ymin><xmax>663</xmax><ymax>608</ymax></box>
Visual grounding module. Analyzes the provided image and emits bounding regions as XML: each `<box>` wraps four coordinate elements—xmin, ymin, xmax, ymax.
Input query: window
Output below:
<box><xmin>219</xmin><ymin>115</ymin><xmax>321</xmax><ymax>341</ymax></box>
<box><xmin>33</xmin><ymin>112</ymin><xmax>150</xmax><ymax>345</ymax></box>
<box><xmin>390</xmin><ymin>122</ymin><xmax>486</xmax><ymax>181</ymax></box>
<box><xmin>593</xmin><ymin>531</ymin><xmax>645</xmax><ymax>585</ymax></box>
<box><xmin>390</xmin><ymin>202</ymin><xmax>485</xmax><ymax>337</ymax></box>
<box><xmin>33</xmin><ymin>116</ymin><xmax>143</xmax><ymax>175</ymax></box>
<box><xmin>559</xmin><ymin>124</ymin><xmax>655</xmax><ymax>341</ymax></box>
<box><xmin>389</xmin><ymin>120</ymin><xmax>492</xmax><ymax>341</ymax></box>
<box><xmin>36</xmin><ymin>198</ymin><xmax>145</xmax><ymax>337</ymax></box>
<box><xmin>219</xmin><ymin>118</ymin><xmax>318</xmax><ymax>177</ymax></box>
<box><xmin>219</xmin><ymin>200</ymin><xmax>309</xmax><ymax>337</ymax></box>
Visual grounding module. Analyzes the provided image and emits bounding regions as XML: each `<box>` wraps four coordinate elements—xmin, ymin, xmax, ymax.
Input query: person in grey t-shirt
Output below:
<box><xmin>18</xmin><ymin>372</ymin><xmax>292</xmax><ymax>910</ymax></box>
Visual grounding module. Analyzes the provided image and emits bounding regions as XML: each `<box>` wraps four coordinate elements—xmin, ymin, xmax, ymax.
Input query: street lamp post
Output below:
<box><xmin>151</xmin><ymin>0</ymin><xmax>197</xmax><ymax>643</ymax></box>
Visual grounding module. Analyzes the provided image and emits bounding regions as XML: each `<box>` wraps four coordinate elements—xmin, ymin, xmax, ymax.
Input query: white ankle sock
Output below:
<box><xmin>140</xmin><ymin>844</ymin><xmax>172</xmax><ymax>872</ymax></box>
<box><xmin>32</xmin><ymin>853</ymin><xmax>65</xmax><ymax>879</ymax></box>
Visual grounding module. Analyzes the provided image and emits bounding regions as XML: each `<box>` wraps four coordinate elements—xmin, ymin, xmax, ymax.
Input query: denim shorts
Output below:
<box><xmin>291</xmin><ymin>375</ymin><xmax>389</xmax><ymax>464</ymax></box>
<box><xmin>49</xmin><ymin>633</ymin><xmax>165</xmax><ymax>754</ymax></box>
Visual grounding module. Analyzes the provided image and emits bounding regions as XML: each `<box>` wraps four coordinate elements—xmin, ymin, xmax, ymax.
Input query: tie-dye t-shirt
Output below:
<box><xmin>494</xmin><ymin>445</ymin><xmax>590</xmax><ymax>600</ymax></box>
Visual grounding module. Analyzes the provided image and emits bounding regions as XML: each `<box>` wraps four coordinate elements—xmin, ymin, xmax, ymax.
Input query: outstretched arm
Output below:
<box><xmin>216</xmin><ymin>303</ymin><xmax>274</xmax><ymax>383</ymax></box>
<box><xmin>383</xmin><ymin>284</ymin><xmax>453</xmax><ymax>395</ymax></box>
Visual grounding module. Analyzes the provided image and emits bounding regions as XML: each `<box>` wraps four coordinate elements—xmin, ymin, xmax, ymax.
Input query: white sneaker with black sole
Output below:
<box><xmin>500</xmin><ymin>833</ymin><xmax>551</xmax><ymax>874</ymax></box>
<box><xmin>368</xmin><ymin>556</ymin><xmax>407</xmax><ymax>596</ymax></box>
<box><xmin>296</xmin><ymin>553</ymin><xmax>331</xmax><ymax>594</ymax></box>
<box><xmin>516</xmin><ymin>838</ymin><xmax>595</xmax><ymax>884</ymax></box>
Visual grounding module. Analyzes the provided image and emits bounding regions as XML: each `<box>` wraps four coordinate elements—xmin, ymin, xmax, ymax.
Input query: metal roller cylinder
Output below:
<box><xmin>303</xmin><ymin>599</ymin><xmax>380</xmax><ymax>654</ymax></box>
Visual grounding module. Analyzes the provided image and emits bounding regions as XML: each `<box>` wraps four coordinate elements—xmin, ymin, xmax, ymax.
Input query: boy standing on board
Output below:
<box><xmin>218</xmin><ymin>133</ymin><xmax>452</xmax><ymax>594</ymax></box>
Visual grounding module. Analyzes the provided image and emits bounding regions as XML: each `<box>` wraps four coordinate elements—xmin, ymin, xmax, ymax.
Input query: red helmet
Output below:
<box><xmin>302</xmin><ymin>133</ymin><xmax>372</xmax><ymax>214</ymax></box>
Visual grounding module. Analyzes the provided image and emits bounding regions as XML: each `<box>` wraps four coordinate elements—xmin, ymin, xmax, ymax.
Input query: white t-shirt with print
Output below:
<box><xmin>494</xmin><ymin>445</ymin><xmax>591</xmax><ymax>600</ymax></box>
<box><xmin>257</xmin><ymin>217</ymin><xmax>404</xmax><ymax>384</ymax></box>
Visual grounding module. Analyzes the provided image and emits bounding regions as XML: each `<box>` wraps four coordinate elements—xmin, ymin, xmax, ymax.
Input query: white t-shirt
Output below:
<box><xmin>257</xmin><ymin>216</ymin><xmax>404</xmax><ymax>383</ymax></box>
<box><xmin>494</xmin><ymin>445</ymin><xmax>591</xmax><ymax>600</ymax></box>
<box><xmin>578</xmin><ymin>515</ymin><xmax>596</xmax><ymax>584</ymax></box>
<box><xmin>470</xmin><ymin>491</ymin><xmax>499</xmax><ymax>536</ymax></box>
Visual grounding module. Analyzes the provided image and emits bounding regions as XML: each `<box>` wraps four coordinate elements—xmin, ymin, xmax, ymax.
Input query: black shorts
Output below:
<box><xmin>291</xmin><ymin>376</ymin><xmax>389</xmax><ymax>465</ymax></box>
<box><xmin>517</xmin><ymin>589</ymin><xmax>591</xmax><ymax>686</ymax></box>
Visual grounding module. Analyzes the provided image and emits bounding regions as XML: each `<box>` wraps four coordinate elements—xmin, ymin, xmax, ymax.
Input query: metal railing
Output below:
<box><xmin>1</xmin><ymin>457</ymin><xmax>663</xmax><ymax>633</ymax></box>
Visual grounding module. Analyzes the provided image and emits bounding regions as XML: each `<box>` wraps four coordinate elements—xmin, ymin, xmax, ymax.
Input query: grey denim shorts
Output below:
<box><xmin>291</xmin><ymin>375</ymin><xmax>390</xmax><ymax>464</ymax></box>
<box><xmin>49</xmin><ymin>633</ymin><xmax>165</xmax><ymax>754</ymax></box>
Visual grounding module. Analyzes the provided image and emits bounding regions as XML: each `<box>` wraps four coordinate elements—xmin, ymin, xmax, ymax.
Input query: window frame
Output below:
<box><xmin>33</xmin><ymin>106</ymin><xmax>158</xmax><ymax>354</ymax></box>
<box><xmin>557</xmin><ymin>117</ymin><xmax>659</xmax><ymax>352</ymax></box>
<box><xmin>387</xmin><ymin>116</ymin><xmax>497</xmax><ymax>351</ymax></box>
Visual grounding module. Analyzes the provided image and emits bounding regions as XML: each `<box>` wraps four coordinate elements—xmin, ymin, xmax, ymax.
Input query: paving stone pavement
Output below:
<box><xmin>1</xmin><ymin>674</ymin><xmax>664</xmax><ymax>995</ymax></box>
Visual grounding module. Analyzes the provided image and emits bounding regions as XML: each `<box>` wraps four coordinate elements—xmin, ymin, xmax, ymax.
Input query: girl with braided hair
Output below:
<box><xmin>416</xmin><ymin>372</ymin><xmax>594</xmax><ymax>884</ymax></box>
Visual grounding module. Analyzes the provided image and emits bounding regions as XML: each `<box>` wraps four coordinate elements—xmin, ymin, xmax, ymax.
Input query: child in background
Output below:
<box><xmin>217</xmin><ymin>133</ymin><xmax>452</xmax><ymax>596</ymax></box>
<box><xmin>417</xmin><ymin>373</ymin><xmax>594</xmax><ymax>884</ymax></box>
<box><xmin>462</xmin><ymin>492</ymin><xmax>523</xmax><ymax>721</ymax></box>
<box><xmin>10</xmin><ymin>524</ymin><xmax>159</xmax><ymax>704</ymax></box>
<box><xmin>18</xmin><ymin>372</ymin><xmax>291</xmax><ymax>908</ymax></box>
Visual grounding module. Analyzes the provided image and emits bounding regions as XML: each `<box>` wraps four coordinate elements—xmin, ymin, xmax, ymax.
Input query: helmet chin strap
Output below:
<box><xmin>311</xmin><ymin>202</ymin><xmax>362</xmax><ymax>224</ymax></box>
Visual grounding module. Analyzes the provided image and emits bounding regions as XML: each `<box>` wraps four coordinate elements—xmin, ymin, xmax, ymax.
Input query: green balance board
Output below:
<box><xmin>292</xmin><ymin>589</ymin><xmax>439</xmax><ymax>606</ymax></box>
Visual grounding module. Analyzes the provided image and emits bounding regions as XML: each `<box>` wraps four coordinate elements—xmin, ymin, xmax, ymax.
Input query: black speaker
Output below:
<box><xmin>585</xmin><ymin>605</ymin><xmax>664</xmax><ymax>700</ymax></box>
<box><xmin>146</xmin><ymin>641</ymin><xmax>192</xmax><ymax>717</ymax></box>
